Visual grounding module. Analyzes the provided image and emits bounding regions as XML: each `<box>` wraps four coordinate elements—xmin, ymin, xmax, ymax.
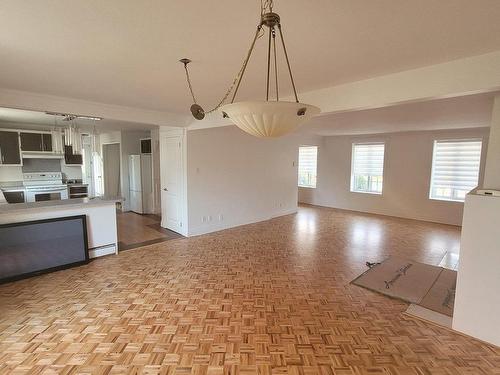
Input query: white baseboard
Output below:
<box><xmin>188</xmin><ymin>208</ymin><xmax>297</xmax><ymax>237</ymax></box>
<box><xmin>89</xmin><ymin>244</ymin><xmax>117</xmax><ymax>258</ymax></box>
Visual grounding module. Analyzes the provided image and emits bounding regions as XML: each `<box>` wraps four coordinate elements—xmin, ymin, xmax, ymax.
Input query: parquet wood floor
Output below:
<box><xmin>1</xmin><ymin>205</ymin><xmax>499</xmax><ymax>374</ymax></box>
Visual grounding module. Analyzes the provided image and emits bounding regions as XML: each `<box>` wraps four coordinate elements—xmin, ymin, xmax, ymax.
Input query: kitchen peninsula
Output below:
<box><xmin>0</xmin><ymin>197</ymin><xmax>121</xmax><ymax>258</ymax></box>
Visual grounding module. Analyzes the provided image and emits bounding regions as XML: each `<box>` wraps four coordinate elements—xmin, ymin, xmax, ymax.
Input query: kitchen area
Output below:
<box><xmin>0</xmin><ymin>128</ymin><xmax>89</xmax><ymax>205</ymax></box>
<box><xmin>0</xmin><ymin>107</ymin><xmax>161</xmax><ymax>283</ymax></box>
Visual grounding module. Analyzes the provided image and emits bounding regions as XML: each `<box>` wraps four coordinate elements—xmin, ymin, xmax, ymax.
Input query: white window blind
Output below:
<box><xmin>351</xmin><ymin>143</ymin><xmax>385</xmax><ymax>194</ymax></box>
<box><xmin>298</xmin><ymin>146</ymin><xmax>318</xmax><ymax>188</ymax></box>
<box><xmin>430</xmin><ymin>139</ymin><xmax>482</xmax><ymax>202</ymax></box>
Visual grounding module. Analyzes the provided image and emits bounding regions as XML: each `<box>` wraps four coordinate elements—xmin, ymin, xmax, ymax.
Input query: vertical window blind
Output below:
<box><xmin>430</xmin><ymin>139</ymin><xmax>482</xmax><ymax>202</ymax></box>
<box><xmin>351</xmin><ymin>143</ymin><xmax>385</xmax><ymax>194</ymax></box>
<box><xmin>298</xmin><ymin>146</ymin><xmax>318</xmax><ymax>188</ymax></box>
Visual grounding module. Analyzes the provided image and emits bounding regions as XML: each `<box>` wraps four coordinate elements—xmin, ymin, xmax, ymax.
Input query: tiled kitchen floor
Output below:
<box><xmin>117</xmin><ymin>211</ymin><xmax>182</xmax><ymax>251</ymax></box>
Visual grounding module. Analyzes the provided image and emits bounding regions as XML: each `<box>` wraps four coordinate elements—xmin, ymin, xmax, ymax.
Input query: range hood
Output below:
<box><xmin>22</xmin><ymin>151</ymin><xmax>64</xmax><ymax>159</ymax></box>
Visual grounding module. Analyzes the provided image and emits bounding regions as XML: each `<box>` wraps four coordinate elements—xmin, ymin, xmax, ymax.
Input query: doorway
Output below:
<box><xmin>102</xmin><ymin>143</ymin><xmax>121</xmax><ymax>197</ymax></box>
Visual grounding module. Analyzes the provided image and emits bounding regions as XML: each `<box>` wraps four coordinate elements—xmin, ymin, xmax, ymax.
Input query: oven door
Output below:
<box><xmin>26</xmin><ymin>187</ymin><xmax>69</xmax><ymax>202</ymax></box>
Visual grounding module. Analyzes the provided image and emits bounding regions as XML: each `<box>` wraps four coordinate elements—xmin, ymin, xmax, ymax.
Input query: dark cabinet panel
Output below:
<box><xmin>0</xmin><ymin>131</ymin><xmax>21</xmax><ymax>165</ymax></box>
<box><xmin>141</xmin><ymin>138</ymin><xmax>152</xmax><ymax>154</ymax></box>
<box><xmin>20</xmin><ymin>132</ymin><xmax>52</xmax><ymax>152</ymax></box>
<box><xmin>3</xmin><ymin>191</ymin><xmax>25</xmax><ymax>203</ymax></box>
<box><xmin>20</xmin><ymin>132</ymin><xmax>43</xmax><ymax>151</ymax></box>
<box><xmin>42</xmin><ymin>134</ymin><xmax>52</xmax><ymax>152</ymax></box>
<box><xmin>64</xmin><ymin>145</ymin><xmax>83</xmax><ymax>165</ymax></box>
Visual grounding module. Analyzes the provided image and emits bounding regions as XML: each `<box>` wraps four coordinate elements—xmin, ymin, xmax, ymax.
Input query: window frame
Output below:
<box><xmin>350</xmin><ymin>141</ymin><xmax>385</xmax><ymax>195</ymax></box>
<box><xmin>298</xmin><ymin>145</ymin><xmax>318</xmax><ymax>189</ymax></box>
<box><xmin>429</xmin><ymin>138</ymin><xmax>483</xmax><ymax>203</ymax></box>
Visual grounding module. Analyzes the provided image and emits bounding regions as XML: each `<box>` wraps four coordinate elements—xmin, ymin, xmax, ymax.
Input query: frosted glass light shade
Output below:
<box><xmin>51</xmin><ymin>129</ymin><xmax>64</xmax><ymax>154</ymax></box>
<box><xmin>221</xmin><ymin>101</ymin><xmax>320</xmax><ymax>138</ymax></box>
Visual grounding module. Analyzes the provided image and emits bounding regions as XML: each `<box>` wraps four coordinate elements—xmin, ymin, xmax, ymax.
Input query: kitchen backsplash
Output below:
<box><xmin>61</xmin><ymin>164</ymin><xmax>83</xmax><ymax>180</ymax></box>
<box><xmin>22</xmin><ymin>159</ymin><xmax>61</xmax><ymax>173</ymax></box>
<box><xmin>0</xmin><ymin>159</ymin><xmax>82</xmax><ymax>182</ymax></box>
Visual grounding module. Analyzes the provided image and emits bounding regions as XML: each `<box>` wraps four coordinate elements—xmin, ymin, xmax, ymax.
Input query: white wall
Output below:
<box><xmin>453</xmin><ymin>94</ymin><xmax>500</xmax><ymax>347</ymax></box>
<box><xmin>61</xmin><ymin>164</ymin><xmax>83</xmax><ymax>180</ymax></box>
<box><xmin>186</xmin><ymin>126</ymin><xmax>302</xmax><ymax>236</ymax></box>
<box><xmin>299</xmin><ymin>128</ymin><xmax>489</xmax><ymax>226</ymax></box>
<box><xmin>483</xmin><ymin>94</ymin><xmax>500</xmax><ymax>189</ymax></box>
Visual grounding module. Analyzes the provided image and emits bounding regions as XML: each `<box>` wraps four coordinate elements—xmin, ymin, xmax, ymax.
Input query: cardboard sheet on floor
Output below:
<box><xmin>419</xmin><ymin>268</ymin><xmax>456</xmax><ymax>316</ymax></box>
<box><xmin>351</xmin><ymin>256</ymin><xmax>442</xmax><ymax>304</ymax></box>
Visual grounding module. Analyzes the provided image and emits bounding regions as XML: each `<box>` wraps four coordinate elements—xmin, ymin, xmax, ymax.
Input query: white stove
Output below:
<box><xmin>23</xmin><ymin>172</ymin><xmax>68</xmax><ymax>202</ymax></box>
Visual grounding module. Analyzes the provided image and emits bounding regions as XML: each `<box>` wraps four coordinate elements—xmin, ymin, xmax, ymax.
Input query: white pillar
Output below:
<box><xmin>452</xmin><ymin>94</ymin><xmax>500</xmax><ymax>346</ymax></box>
<box><xmin>483</xmin><ymin>94</ymin><xmax>500</xmax><ymax>189</ymax></box>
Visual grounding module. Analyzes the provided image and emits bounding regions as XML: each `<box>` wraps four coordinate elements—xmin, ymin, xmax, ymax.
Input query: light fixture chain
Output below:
<box><xmin>182</xmin><ymin>25</ymin><xmax>263</xmax><ymax>115</ymax></box>
<box><xmin>183</xmin><ymin>63</ymin><xmax>198</xmax><ymax>105</ymax></box>
<box><xmin>261</xmin><ymin>0</ymin><xmax>273</xmax><ymax>15</ymax></box>
<box><xmin>207</xmin><ymin>26</ymin><xmax>261</xmax><ymax>113</ymax></box>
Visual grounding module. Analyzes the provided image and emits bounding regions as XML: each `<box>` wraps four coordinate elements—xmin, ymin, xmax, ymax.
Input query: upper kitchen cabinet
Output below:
<box><xmin>141</xmin><ymin>138</ymin><xmax>152</xmax><ymax>154</ymax></box>
<box><xmin>0</xmin><ymin>130</ymin><xmax>22</xmax><ymax>165</ymax></box>
<box><xmin>20</xmin><ymin>132</ymin><xmax>52</xmax><ymax>152</ymax></box>
<box><xmin>64</xmin><ymin>145</ymin><xmax>83</xmax><ymax>165</ymax></box>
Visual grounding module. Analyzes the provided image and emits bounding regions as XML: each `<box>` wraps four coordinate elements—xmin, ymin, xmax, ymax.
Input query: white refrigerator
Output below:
<box><xmin>129</xmin><ymin>154</ymin><xmax>153</xmax><ymax>214</ymax></box>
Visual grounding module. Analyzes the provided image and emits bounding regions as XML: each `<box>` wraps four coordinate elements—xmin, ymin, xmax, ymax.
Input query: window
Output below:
<box><xmin>430</xmin><ymin>139</ymin><xmax>482</xmax><ymax>202</ymax></box>
<box><xmin>351</xmin><ymin>143</ymin><xmax>385</xmax><ymax>194</ymax></box>
<box><xmin>298</xmin><ymin>146</ymin><xmax>318</xmax><ymax>188</ymax></box>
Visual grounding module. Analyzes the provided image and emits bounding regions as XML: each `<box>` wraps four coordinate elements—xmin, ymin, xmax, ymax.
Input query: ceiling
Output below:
<box><xmin>0</xmin><ymin>107</ymin><xmax>155</xmax><ymax>132</ymax></box>
<box><xmin>1</xmin><ymin>0</ymin><xmax>500</xmax><ymax>117</ymax></box>
<box><xmin>0</xmin><ymin>91</ymin><xmax>495</xmax><ymax>136</ymax></box>
<box><xmin>301</xmin><ymin>92</ymin><xmax>495</xmax><ymax>136</ymax></box>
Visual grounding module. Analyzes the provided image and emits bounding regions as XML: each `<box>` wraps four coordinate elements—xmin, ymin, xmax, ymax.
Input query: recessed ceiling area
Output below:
<box><xmin>0</xmin><ymin>107</ymin><xmax>156</xmax><ymax>132</ymax></box>
<box><xmin>300</xmin><ymin>92</ymin><xmax>496</xmax><ymax>136</ymax></box>
<box><xmin>0</xmin><ymin>0</ymin><xmax>500</xmax><ymax>115</ymax></box>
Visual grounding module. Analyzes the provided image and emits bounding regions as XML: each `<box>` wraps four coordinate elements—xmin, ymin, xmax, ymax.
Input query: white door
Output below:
<box><xmin>160</xmin><ymin>135</ymin><xmax>183</xmax><ymax>233</ymax></box>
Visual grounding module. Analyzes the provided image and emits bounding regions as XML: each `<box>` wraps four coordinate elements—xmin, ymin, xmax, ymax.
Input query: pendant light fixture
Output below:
<box><xmin>91</xmin><ymin>125</ymin><xmax>99</xmax><ymax>154</ymax></box>
<box><xmin>180</xmin><ymin>0</ymin><xmax>320</xmax><ymax>138</ymax></box>
<box><xmin>62</xmin><ymin>115</ymin><xmax>81</xmax><ymax>154</ymax></box>
<box><xmin>51</xmin><ymin>117</ymin><xmax>64</xmax><ymax>154</ymax></box>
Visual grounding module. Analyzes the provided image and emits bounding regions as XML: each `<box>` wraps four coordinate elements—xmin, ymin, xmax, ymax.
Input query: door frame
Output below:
<box><xmin>159</xmin><ymin>127</ymin><xmax>188</xmax><ymax>236</ymax></box>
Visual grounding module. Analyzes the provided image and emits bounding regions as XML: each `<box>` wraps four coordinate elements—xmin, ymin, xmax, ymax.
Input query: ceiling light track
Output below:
<box><xmin>45</xmin><ymin>111</ymin><xmax>102</xmax><ymax>122</ymax></box>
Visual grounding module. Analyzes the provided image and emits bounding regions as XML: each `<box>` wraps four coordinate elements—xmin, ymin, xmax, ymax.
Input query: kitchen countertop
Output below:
<box><xmin>0</xmin><ymin>196</ymin><xmax>122</xmax><ymax>214</ymax></box>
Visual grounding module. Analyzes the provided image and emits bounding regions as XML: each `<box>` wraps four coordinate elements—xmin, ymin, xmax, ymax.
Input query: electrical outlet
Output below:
<box><xmin>218</xmin><ymin>214</ymin><xmax>223</xmax><ymax>221</ymax></box>
<box><xmin>208</xmin><ymin>215</ymin><xmax>212</xmax><ymax>222</ymax></box>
